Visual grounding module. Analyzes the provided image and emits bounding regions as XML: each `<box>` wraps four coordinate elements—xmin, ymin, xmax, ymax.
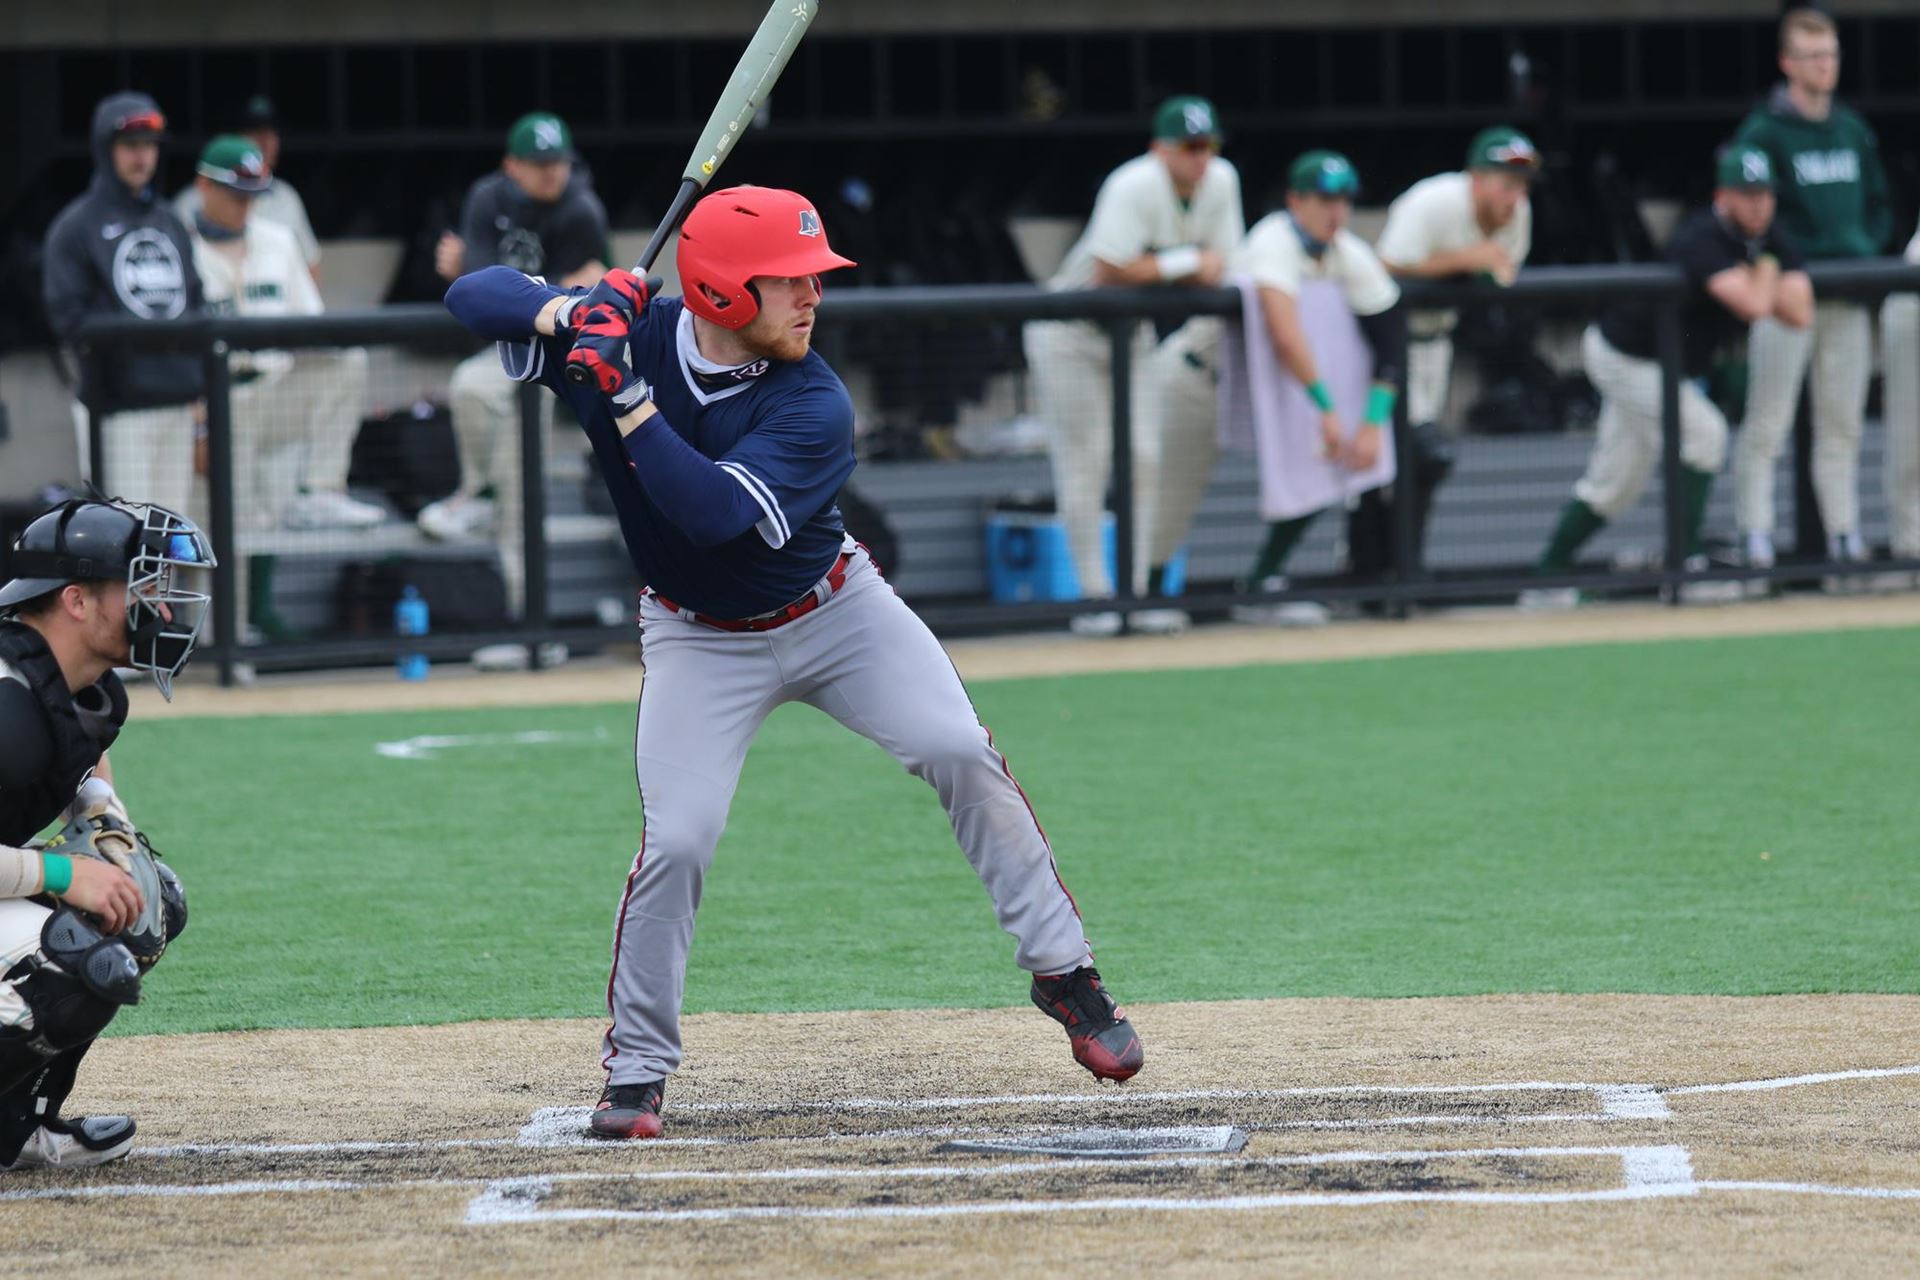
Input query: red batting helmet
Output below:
<box><xmin>676</xmin><ymin>186</ymin><xmax>856</xmax><ymax>330</ymax></box>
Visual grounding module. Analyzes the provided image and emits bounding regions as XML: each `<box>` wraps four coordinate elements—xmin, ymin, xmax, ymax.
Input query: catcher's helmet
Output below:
<box><xmin>676</xmin><ymin>186</ymin><xmax>856</xmax><ymax>330</ymax></box>
<box><xmin>0</xmin><ymin>498</ymin><xmax>215</xmax><ymax>700</ymax></box>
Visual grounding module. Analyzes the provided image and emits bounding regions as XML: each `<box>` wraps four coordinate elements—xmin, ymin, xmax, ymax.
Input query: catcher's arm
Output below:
<box><xmin>1</xmin><ymin>840</ymin><xmax>143</xmax><ymax>933</ymax></box>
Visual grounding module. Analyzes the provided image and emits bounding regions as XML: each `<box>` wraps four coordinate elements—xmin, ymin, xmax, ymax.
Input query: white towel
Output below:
<box><xmin>1216</xmin><ymin>274</ymin><xmax>1395</xmax><ymax>521</ymax></box>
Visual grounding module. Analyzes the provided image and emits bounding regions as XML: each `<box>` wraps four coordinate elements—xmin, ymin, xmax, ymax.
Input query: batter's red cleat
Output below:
<box><xmin>589</xmin><ymin>1079</ymin><xmax>665</xmax><ymax>1139</ymax></box>
<box><xmin>1031</xmin><ymin>966</ymin><xmax>1144</xmax><ymax>1083</ymax></box>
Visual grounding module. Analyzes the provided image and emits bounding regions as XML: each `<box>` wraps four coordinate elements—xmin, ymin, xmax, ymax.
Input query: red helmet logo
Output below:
<box><xmin>677</xmin><ymin>187</ymin><xmax>856</xmax><ymax>330</ymax></box>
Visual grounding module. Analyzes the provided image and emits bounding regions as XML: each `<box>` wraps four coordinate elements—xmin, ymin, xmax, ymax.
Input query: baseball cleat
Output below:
<box><xmin>2</xmin><ymin>1115</ymin><xmax>136</xmax><ymax>1170</ymax></box>
<box><xmin>1031</xmin><ymin>966</ymin><xmax>1144</xmax><ymax>1083</ymax></box>
<box><xmin>589</xmin><ymin>1079</ymin><xmax>665</xmax><ymax>1139</ymax></box>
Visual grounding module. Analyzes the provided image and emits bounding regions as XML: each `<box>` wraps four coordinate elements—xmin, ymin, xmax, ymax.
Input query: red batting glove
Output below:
<box><xmin>581</xmin><ymin>269</ymin><xmax>651</xmax><ymax>324</ymax></box>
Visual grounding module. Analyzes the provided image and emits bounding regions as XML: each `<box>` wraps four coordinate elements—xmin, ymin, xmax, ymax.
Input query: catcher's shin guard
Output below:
<box><xmin>1032</xmin><ymin>966</ymin><xmax>1144</xmax><ymax>1083</ymax></box>
<box><xmin>0</xmin><ymin>911</ymin><xmax>140</xmax><ymax>1093</ymax></box>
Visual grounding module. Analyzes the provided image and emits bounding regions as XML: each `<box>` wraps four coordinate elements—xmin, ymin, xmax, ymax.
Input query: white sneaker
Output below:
<box><xmin>1823</xmin><ymin>532</ymin><xmax>1869</xmax><ymax>595</ymax></box>
<box><xmin>470</xmin><ymin>642</ymin><xmax>571</xmax><ymax>672</ymax></box>
<box><xmin>1068</xmin><ymin>611</ymin><xmax>1123</xmax><ymax>638</ymax></box>
<box><xmin>1516</xmin><ymin>586</ymin><xmax>1581</xmax><ymax>613</ymax></box>
<box><xmin>3</xmin><ymin>1116</ymin><xmax>135</xmax><ymax>1169</ymax></box>
<box><xmin>1674</xmin><ymin>554</ymin><xmax>1744</xmax><ymax>605</ymax></box>
<box><xmin>283</xmin><ymin>490</ymin><xmax>386</xmax><ymax>531</ymax></box>
<box><xmin>1127</xmin><ymin>607</ymin><xmax>1191</xmax><ymax>636</ymax></box>
<box><xmin>1229</xmin><ymin>576</ymin><xmax>1329</xmax><ymax>628</ymax></box>
<box><xmin>417</xmin><ymin>495</ymin><xmax>498</xmax><ymax>541</ymax></box>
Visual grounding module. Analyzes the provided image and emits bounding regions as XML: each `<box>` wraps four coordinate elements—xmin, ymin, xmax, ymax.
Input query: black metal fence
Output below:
<box><xmin>72</xmin><ymin>259</ymin><xmax>1920</xmax><ymax>686</ymax></box>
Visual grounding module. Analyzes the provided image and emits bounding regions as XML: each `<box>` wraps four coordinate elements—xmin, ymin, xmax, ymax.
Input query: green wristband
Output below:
<box><xmin>40</xmin><ymin>853</ymin><xmax>73</xmax><ymax>896</ymax></box>
<box><xmin>1364</xmin><ymin>383</ymin><xmax>1398</xmax><ymax>427</ymax></box>
<box><xmin>1306</xmin><ymin>380</ymin><xmax>1335</xmax><ymax>412</ymax></box>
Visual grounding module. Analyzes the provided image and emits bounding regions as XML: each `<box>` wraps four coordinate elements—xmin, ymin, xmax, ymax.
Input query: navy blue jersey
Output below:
<box><xmin>448</xmin><ymin>268</ymin><xmax>855</xmax><ymax>619</ymax></box>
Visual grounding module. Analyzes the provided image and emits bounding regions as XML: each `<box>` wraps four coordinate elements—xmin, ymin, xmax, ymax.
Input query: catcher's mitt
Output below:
<box><xmin>36</xmin><ymin>803</ymin><xmax>188</xmax><ymax>969</ymax></box>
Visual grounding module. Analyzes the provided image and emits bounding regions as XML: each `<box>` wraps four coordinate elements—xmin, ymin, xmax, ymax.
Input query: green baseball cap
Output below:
<box><xmin>507</xmin><ymin>112</ymin><xmax>573</xmax><ymax>161</ymax></box>
<box><xmin>1716</xmin><ymin>144</ymin><xmax>1774</xmax><ymax>191</ymax></box>
<box><xmin>1288</xmin><ymin>150</ymin><xmax>1360</xmax><ymax>198</ymax></box>
<box><xmin>196</xmin><ymin>134</ymin><xmax>271</xmax><ymax>193</ymax></box>
<box><xmin>1152</xmin><ymin>95</ymin><xmax>1222</xmax><ymax>143</ymax></box>
<box><xmin>1466</xmin><ymin>125</ymin><xmax>1541</xmax><ymax>174</ymax></box>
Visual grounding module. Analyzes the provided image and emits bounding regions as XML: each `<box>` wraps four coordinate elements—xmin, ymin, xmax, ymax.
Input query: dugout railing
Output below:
<box><xmin>72</xmin><ymin>259</ymin><xmax>1920</xmax><ymax>686</ymax></box>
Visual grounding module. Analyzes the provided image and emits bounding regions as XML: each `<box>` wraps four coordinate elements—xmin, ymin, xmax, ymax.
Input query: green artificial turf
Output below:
<box><xmin>104</xmin><ymin>625</ymin><xmax>1920</xmax><ymax>1036</ymax></box>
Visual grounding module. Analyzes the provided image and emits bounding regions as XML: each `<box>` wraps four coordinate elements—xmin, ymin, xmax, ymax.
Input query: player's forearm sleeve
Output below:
<box><xmin>444</xmin><ymin>267</ymin><xmax>560</xmax><ymax>341</ymax></box>
<box><xmin>619</xmin><ymin>411</ymin><xmax>766</xmax><ymax>548</ymax></box>
<box><xmin>0</xmin><ymin>845</ymin><xmax>45</xmax><ymax>899</ymax></box>
<box><xmin>1355</xmin><ymin>302</ymin><xmax>1408</xmax><ymax>388</ymax></box>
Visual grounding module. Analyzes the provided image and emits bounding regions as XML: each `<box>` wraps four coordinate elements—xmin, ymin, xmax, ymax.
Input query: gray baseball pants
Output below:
<box><xmin>601</xmin><ymin>547</ymin><xmax>1095</xmax><ymax>1085</ymax></box>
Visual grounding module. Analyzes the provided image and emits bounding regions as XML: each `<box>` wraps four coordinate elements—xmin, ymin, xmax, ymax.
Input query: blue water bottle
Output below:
<box><xmin>395</xmin><ymin>585</ymin><xmax>430</xmax><ymax>681</ymax></box>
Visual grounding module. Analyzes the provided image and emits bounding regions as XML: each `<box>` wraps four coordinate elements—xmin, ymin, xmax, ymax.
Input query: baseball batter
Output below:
<box><xmin>1023</xmin><ymin>95</ymin><xmax>1243</xmax><ymax>635</ymax></box>
<box><xmin>1146</xmin><ymin>150</ymin><xmax>1403</xmax><ymax>621</ymax></box>
<box><xmin>1522</xmin><ymin>147</ymin><xmax>1811</xmax><ymax>608</ymax></box>
<box><xmin>1878</xmin><ymin>221</ymin><xmax>1920</xmax><ymax>570</ymax></box>
<box><xmin>446</xmin><ymin>186</ymin><xmax>1142</xmax><ymax>1141</ymax></box>
<box><xmin>1732</xmin><ymin>6</ymin><xmax>1891</xmax><ymax>578</ymax></box>
<box><xmin>1370</xmin><ymin>126</ymin><xmax>1538</xmax><ymax>578</ymax></box>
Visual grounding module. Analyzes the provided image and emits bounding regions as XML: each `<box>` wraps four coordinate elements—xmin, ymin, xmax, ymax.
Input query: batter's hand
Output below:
<box><xmin>60</xmin><ymin>858</ymin><xmax>145</xmax><ymax>936</ymax></box>
<box><xmin>580</xmin><ymin>269</ymin><xmax>651</xmax><ymax>324</ymax></box>
<box><xmin>567</xmin><ymin>307</ymin><xmax>652</xmax><ymax>411</ymax></box>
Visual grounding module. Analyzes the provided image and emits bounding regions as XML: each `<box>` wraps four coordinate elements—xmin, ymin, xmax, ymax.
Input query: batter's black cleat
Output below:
<box><xmin>1031</xmin><ymin>966</ymin><xmax>1144</xmax><ymax>1083</ymax></box>
<box><xmin>589</xmin><ymin>1079</ymin><xmax>665</xmax><ymax>1140</ymax></box>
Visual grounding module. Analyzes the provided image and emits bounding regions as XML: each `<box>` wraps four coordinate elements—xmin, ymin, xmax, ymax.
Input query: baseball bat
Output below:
<box><xmin>565</xmin><ymin>0</ymin><xmax>821</xmax><ymax>385</ymax></box>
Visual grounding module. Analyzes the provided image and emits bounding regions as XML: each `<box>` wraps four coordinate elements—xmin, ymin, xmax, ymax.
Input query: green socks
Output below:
<box><xmin>1539</xmin><ymin>500</ymin><xmax>1606</xmax><ymax>572</ymax></box>
<box><xmin>1678</xmin><ymin>467</ymin><xmax>1714</xmax><ymax>557</ymax></box>
<box><xmin>1249</xmin><ymin>515</ymin><xmax>1317</xmax><ymax>583</ymax></box>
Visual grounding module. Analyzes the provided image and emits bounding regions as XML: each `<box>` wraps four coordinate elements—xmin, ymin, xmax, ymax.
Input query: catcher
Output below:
<box><xmin>0</xmin><ymin>498</ymin><xmax>209</xmax><ymax>1168</ymax></box>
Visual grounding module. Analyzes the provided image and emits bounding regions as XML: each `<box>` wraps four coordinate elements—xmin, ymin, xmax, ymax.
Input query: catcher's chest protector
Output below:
<box><xmin>0</xmin><ymin>623</ymin><xmax>123</xmax><ymax>846</ymax></box>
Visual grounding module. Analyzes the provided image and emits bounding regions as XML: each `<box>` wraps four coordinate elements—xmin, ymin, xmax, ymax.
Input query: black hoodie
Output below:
<box><xmin>40</xmin><ymin>91</ymin><xmax>204</xmax><ymax>414</ymax></box>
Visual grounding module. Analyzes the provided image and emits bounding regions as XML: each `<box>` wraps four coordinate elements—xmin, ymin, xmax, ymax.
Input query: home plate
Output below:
<box><xmin>936</xmin><ymin>1126</ymin><xmax>1251</xmax><ymax>1158</ymax></box>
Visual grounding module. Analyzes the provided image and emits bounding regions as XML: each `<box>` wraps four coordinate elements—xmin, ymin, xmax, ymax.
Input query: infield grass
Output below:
<box><xmin>107</xmin><ymin>625</ymin><xmax>1920</xmax><ymax>1035</ymax></box>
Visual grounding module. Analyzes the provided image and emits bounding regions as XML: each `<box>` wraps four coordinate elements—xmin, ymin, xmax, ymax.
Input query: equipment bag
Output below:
<box><xmin>334</xmin><ymin>555</ymin><xmax>508</xmax><ymax>635</ymax></box>
<box><xmin>346</xmin><ymin>402</ymin><xmax>461</xmax><ymax>517</ymax></box>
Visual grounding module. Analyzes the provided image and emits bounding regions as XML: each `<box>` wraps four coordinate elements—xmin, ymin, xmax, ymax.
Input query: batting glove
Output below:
<box><xmin>566</xmin><ymin>306</ymin><xmax>653</xmax><ymax>412</ymax></box>
<box><xmin>581</xmin><ymin>268</ymin><xmax>652</xmax><ymax>323</ymax></box>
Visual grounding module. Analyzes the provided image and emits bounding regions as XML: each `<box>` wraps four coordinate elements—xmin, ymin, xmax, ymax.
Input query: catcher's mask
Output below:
<box><xmin>0</xmin><ymin>498</ymin><xmax>215</xmax><ymax>700</ymax></box>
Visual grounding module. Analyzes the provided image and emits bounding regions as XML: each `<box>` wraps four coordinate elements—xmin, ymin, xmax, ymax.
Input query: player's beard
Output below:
<box><xmin>735</xmin><ymin>320</ymin><xmax>813</xmax><ymax>364</ymax></box>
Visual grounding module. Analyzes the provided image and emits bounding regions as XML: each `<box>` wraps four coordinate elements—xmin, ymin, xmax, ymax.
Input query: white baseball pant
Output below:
<box><xmin>1138</xmin><ymin>321</ymin><xmax>1222</xmax><ymax>576</ymax></box>
<box><xmin>1574</xmin><ymin>326</ymin><xmax>1728</xmax><ymax>519</ymax></box>
<box><xmin>1734</xmin><ymin>301</ymin><xmax>1871</xmax><ymax>538</ymax></box>
<box><xmin>1879</xmin><ymin>294</ymin><xmax>1920</xmax><ymax>557</ymax></box>
<box><xmin>230</xmin><ymin>348</ymin><xmax>371</xmax><ymax>530</ymax></box>
<box><xmin>1022</xmin><ymin>319</ymin><xmax>1160</xmax><ymax>598</ymax></box>
<box><xmin>74</xmin><ymin>403</ymin><xmax>197</xmax><ymax>517</ymax></box>
<box><xmin>1406</xmin><ymin>331</ymin><xmax>1454</xmax><ymax>428</ymax></box>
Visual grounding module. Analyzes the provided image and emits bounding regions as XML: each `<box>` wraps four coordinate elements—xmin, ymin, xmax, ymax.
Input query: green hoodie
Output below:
<box><xmin>1734</xmin><ymin>84</ymin><xmax>1890</xmax><ymax>260</ymax></box>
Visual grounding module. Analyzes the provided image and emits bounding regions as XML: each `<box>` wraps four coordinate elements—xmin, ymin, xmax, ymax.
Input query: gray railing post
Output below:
<box><xmin>1388</xmin><ymin>315</ymin><xmax>1417</xmax><ymax>620</ymax></box>
<box><xmin>1107</xmin><ymin>317</ymin><xmax>1137</xmax><ymax>620</ymax></box>
<box><xmin>203</xmin><ymin>342</ymin><xmax>240</xmax><ymax>685</ymax></box>
<box><xmin>518</xmin><ymin>381</ymin><xmax>551</xmax><ymax>666</ymax></box>
<box><xmin>86</xmin><ymin>403</ymin><xmax>105</xmax><ymax>497</ymax></box>
<box><xmin>1654</xmin><ymin>301</ymin><xmax>1687</xmax><ymax>597</ymax></box>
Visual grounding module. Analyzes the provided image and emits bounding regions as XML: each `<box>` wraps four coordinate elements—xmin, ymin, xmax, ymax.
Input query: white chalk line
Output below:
<box><xmin>1664</xmin><ymin>1063</ymin><xmax>1920</xmax><ymax>1096</ymax></box>
<box><xmin>1697</xmin><ymin>1180</ymin><xmax>1920</xmax><ymax>1200</ymax></box>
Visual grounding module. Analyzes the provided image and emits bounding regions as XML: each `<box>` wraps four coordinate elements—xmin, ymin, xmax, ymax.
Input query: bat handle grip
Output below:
<box><xmin>564</xmin><ymin>361</ymin><xmax>593</xmax><ymax>387</ymax></box>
